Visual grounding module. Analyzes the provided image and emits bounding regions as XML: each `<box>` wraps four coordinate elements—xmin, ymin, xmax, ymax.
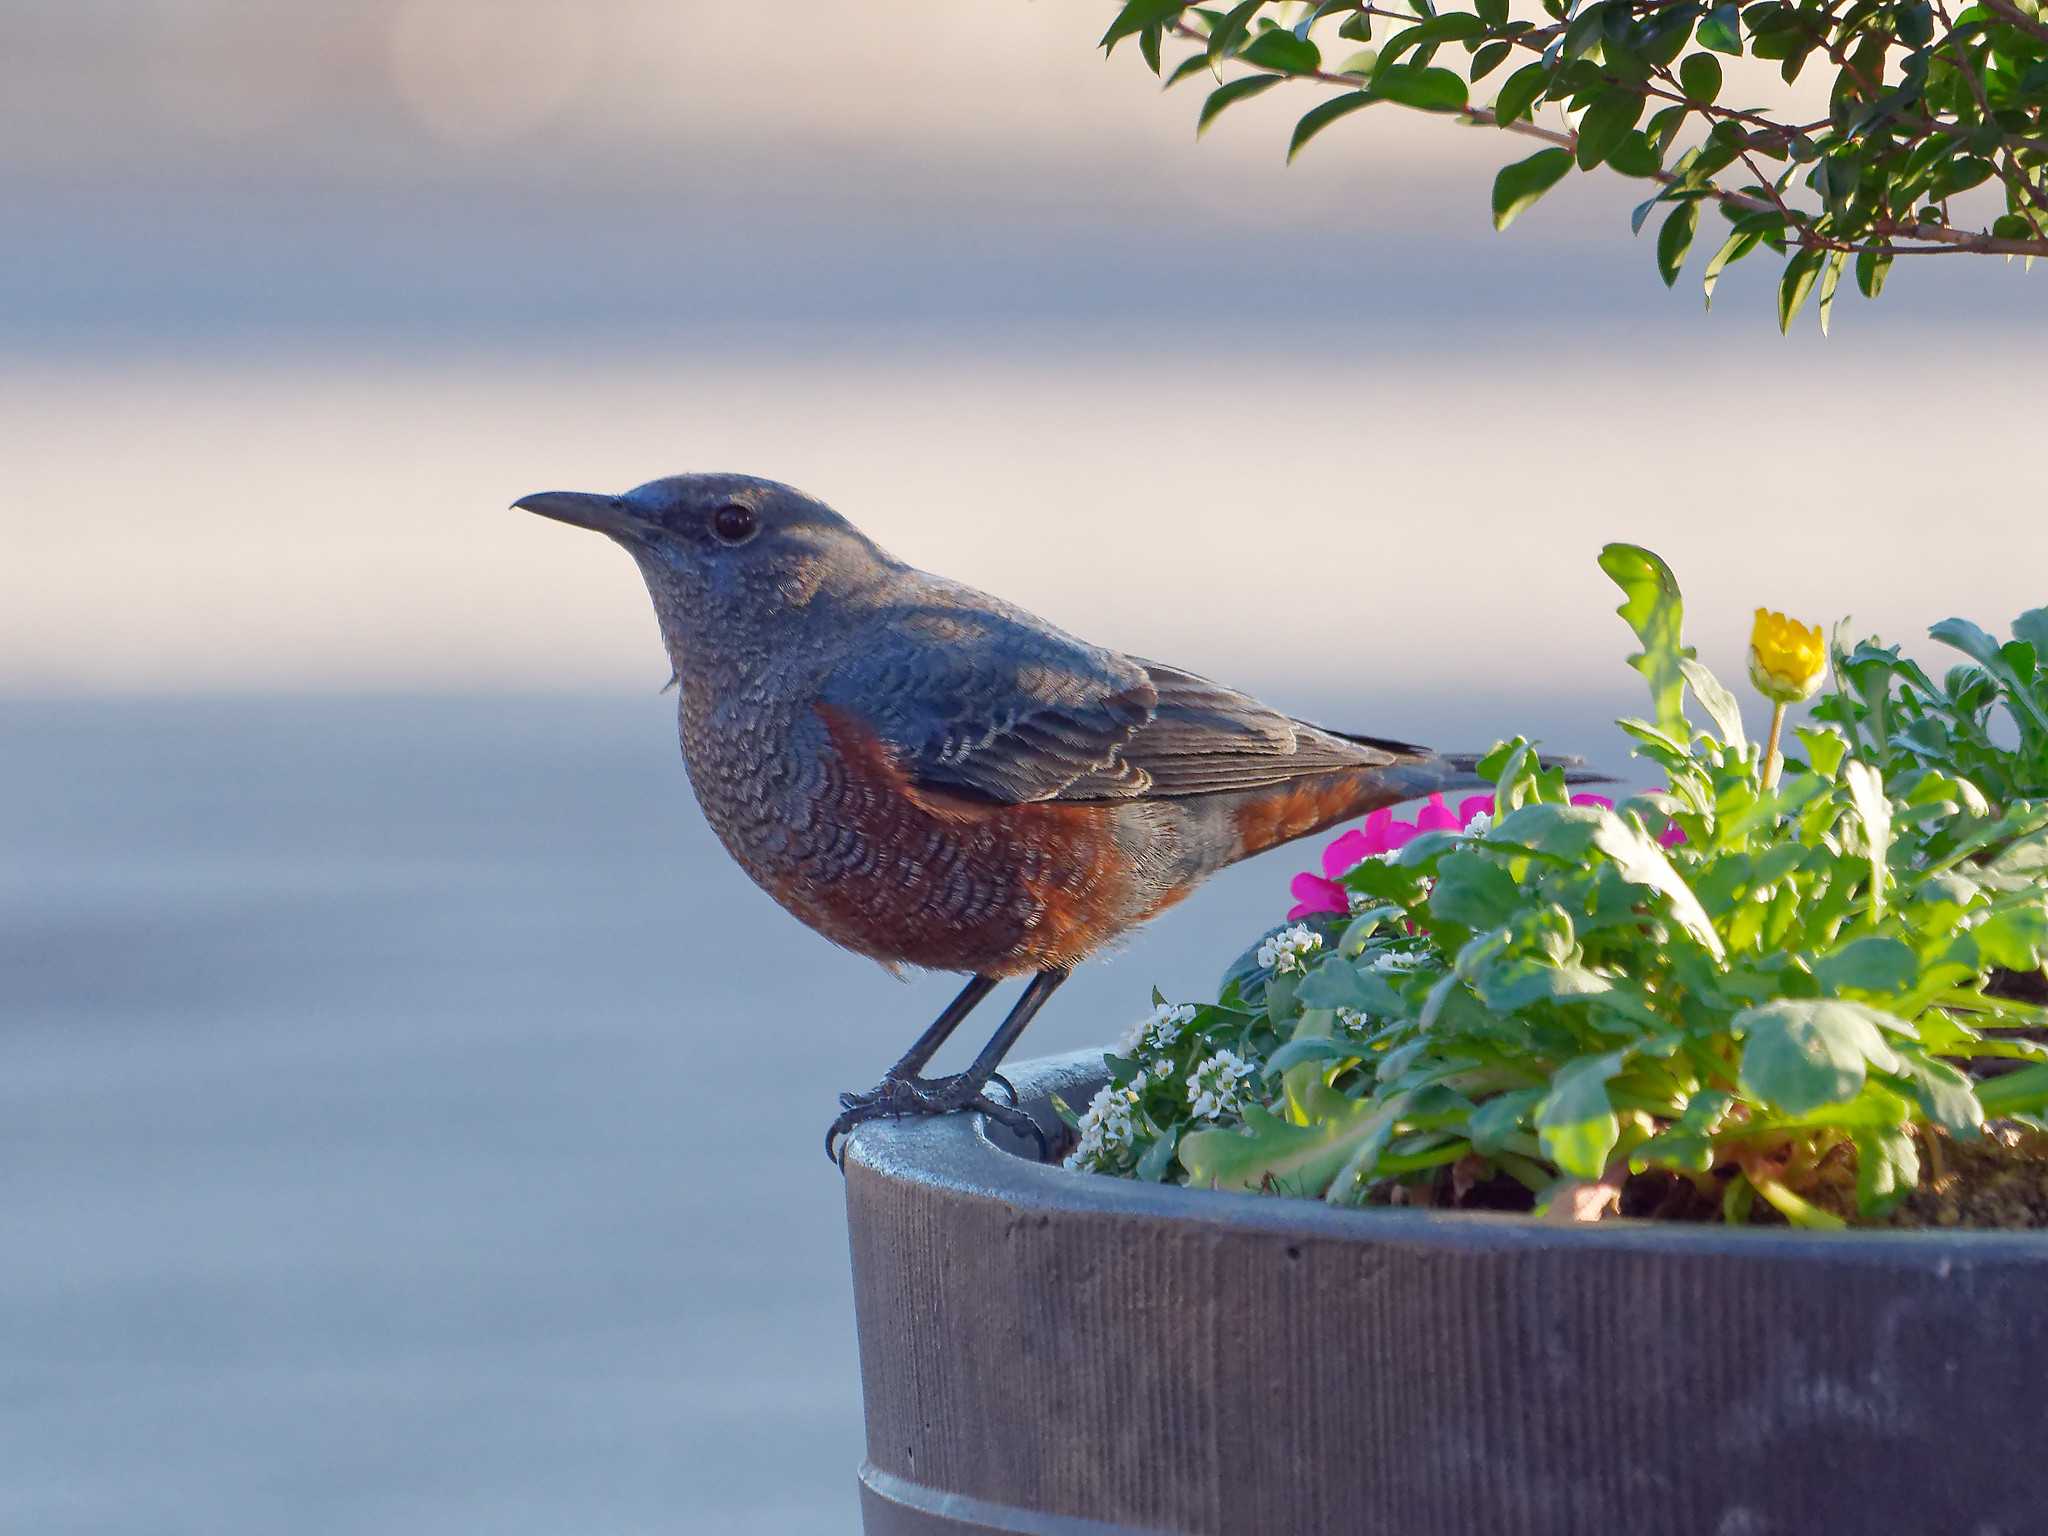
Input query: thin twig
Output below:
<box><xmin>1160</xmin><ymin>16</ymin><xmax>2048</xmax><ymax>260</ymax></box>
<box><xmin>1983</xmin><ymin>0</ymin><xmax>2048</xmax><ymax>48</ymax></box>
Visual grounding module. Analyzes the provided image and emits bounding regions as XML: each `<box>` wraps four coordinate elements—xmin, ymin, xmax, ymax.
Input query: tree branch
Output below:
<box><xmin>1159</xmin><ymin>16</ymin><xmax>2048</xmax><ymax>260</ymax></box>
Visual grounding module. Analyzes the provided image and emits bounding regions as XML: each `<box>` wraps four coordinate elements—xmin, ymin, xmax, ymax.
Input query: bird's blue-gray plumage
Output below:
<box><xmin>518</xmin><ymin>471</ymin><xmax>1497</xmax><ymax>976</ymax></box>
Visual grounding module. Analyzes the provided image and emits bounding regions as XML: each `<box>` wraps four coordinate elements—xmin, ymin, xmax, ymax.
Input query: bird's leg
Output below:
<box><xmin>877</xmin><ymin>974</ymin><xmax>1002</xmax><ymax>1084</ymax></box>
<box><xmin>827</xmin><ymin>974</ymin><xmax>997</xmax><ymax>1164</ymax></box>
<box><xmin>827</xmin><ymin>969</ymin><xmax>1070</xmax><ymax>1166</ymax></box>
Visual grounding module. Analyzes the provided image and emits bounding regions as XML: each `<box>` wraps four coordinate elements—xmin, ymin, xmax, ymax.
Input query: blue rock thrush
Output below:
<box><xmin>515</xmin><ymin>474</ymin><xmax>1541</xmax><ymax>1163</ymax></box>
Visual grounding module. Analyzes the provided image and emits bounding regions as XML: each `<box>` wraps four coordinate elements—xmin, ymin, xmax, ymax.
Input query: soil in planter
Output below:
<box><xmin>1884</xmin><ymin>1126</ymin><xmax>2048</xmax><ymax>1230</ymax></box>
<box><xmin>1362</xmin><ymin>1128</ymin><xmax>2048</xmax><ymax>1228</ymax></box>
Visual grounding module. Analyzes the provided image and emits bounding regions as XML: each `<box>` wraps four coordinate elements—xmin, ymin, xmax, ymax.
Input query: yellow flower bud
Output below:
<box><xmin>1748</xmin><ymin>608</ymin><xmax>1827</xmax><ymax>704</ymax></box>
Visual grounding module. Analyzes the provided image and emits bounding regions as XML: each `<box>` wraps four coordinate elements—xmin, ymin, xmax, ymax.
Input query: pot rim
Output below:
<box><xmin>843</xmin><ymin>1047</ymin><xmax>2048</xmax><ymax>1263</ymax></box>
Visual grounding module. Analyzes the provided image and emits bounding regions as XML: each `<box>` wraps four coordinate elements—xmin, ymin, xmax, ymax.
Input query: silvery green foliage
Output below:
<box><xmin>1061</xmin><ymin>545</ymin><xmax>2048</xmax><ymax>1226</ymax></box>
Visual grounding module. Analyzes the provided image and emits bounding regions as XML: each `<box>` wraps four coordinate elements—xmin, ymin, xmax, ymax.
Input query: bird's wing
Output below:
<box><xmin>822</xmin><ymin>589</ymin><xmax>1159</xmax><ymax>804</ymax></box>
<box><xmin>825</xmin><ymin>577</ymin><xmax>1430</xmax><ymax>805</ymax></box>
<box><xmin>1097</xmin><ymin>659</ymin><xmax>1423</xmax><ymax>799</ymax></box>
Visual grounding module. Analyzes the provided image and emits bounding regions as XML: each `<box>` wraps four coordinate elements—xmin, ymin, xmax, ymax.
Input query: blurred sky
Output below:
<box><xmin>5</xmin><ymin>0</ymin><xmax>2045</xmax><ymax>704</ymax></box>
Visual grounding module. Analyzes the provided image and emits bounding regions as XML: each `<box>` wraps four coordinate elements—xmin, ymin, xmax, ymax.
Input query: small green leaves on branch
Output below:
<box><xmin>1102</xmin><ymin>0</ymin><xmax>2048</xmax><ymax>326</ymax></box>
<box><xmin>1493</xmin><ymin>146</ymin><xmax>1574</xmax><ymax>227</ymax></box>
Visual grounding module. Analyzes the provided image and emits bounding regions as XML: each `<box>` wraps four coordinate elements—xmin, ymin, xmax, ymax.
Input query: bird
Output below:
<box><xmin>515</xmin><ymin>474</ymin><xmax>1580</xmax><ymax>1165</ymax></box>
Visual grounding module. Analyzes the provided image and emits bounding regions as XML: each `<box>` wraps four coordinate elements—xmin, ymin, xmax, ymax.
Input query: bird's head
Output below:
<box><xmin>515</xmin><ymin>473</ymin><xmax>893</xmax><ymax>666</ymax></box>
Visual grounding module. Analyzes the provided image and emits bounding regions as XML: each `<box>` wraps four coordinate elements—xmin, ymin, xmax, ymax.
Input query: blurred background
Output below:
<box><xmin>3</xmin><ymin>2</ymin><xmax>2043</xmax><ymax>1531</ymax></box>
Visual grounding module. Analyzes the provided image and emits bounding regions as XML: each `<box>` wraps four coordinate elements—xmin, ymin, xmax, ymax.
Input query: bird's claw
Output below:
<box><xmin>971</xmin><ymin>1092</ymin><xmax>1049</xmax><ymax>1160</ymax></box>
<box><xmin>825</xmin><ymin>1071</ymin><xmax>1047</xmax><ymax>1168</ymax></box>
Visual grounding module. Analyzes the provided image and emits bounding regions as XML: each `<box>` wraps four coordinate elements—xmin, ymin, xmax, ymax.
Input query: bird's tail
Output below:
<box><xmin>1336</xmin><ymin>736</ymin><xmax>1616</xmax><ymax>805</ymax></box>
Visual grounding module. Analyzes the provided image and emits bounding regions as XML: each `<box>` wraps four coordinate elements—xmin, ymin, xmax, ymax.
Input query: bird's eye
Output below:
<box><xmin>710</xmin><ymin>503</ymin><xmax>758</xmax><ymax>546</ymax></box>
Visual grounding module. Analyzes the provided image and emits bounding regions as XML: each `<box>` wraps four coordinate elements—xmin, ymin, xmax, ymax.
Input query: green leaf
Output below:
<box><xmin>1701</xmin><ymin>225</ymin><xmax>1761</xmax><ymax>309</ymax></box>
<box><xmin>1264</xmin><ymin>1035</ymin><xmax>1365</xmax><ymax>1074</ymax></box>
<box><xmin>1817</xmin><ymin>248</ymin><xmax>1846</xmax><ymax>336</ymax></box>
<box><xmin>1198</xmin><ymin>72</ymin><xmax>1287</xmax><ymax>135</ymax></box>
<box><xmin>1987</xmin><ymin>829</ymin><xmax>2048</xmax><ymax>888</ymax></box>
<box><xmin>1470</xmin><ymin>39</ymin><xmax>1513</xmax><ymax>80</ymax></box>
<box><xmin>1777</xmin><ymin>246</ymin><xmax>1823</xmax><ymax>334</ymax></box>
<box><xmin>1697</xmin><ymin>2</ymin><xmax>1742</xmax><ymax>53</ymax></box>
<box><xmin>1241</xmin><ymin>27</ymin><xmax>1321</xmax><ymax>71</ymax></box>
<box><xmin>1536</xmin><ymin>1051</ymin><xmax>1627</xmax><ymax>1179</ymax></box>
<box><xmin>1631</xmin><ymin>1090</ymin><xmax>1733</xmax><ymax>1174</ymax></box>
<box><xmin>1491</xmin><ymin>62</ymin><xmax>1550</xmax><ymax>124</ymax></box>
<box><xmin>1891</xmin><ymin>1049</ymin><xmax>1984</xmax><ymax>1137</ymax></box>
<box><xmin>1680</xmin><ymin>656</ymin><xmax>1745</xmax><ymax>747</ymax></box>
<box><xmin>1371</xmin><ymin>63</ymin><xmax>1468</xmax><ymax>110</ymax></box>
<box><xmin>1576</xmin><ymin>87</ymin><xmax>1646</xmax><ymax>169</ymax></box>
<box><xmin>2012</xmin><ymin>607</ymin><xmax>2048</xmax><ymax>656</ymax></box>
<box><xmin>1655</xmin><ymin>200</ymin><xmax>1699</xmax><ymax>286</ymax></box>
<box><xmin>1678</xmin><ymin>51</ymin><xmax>1723</xmax><ymax>101</ymax></box>
<box><xmin>1977</xmin><ymin>1063</ymin><xmax>2048</xmax><ymax>1120</ymax></box>
<box><xmin>1844</xmin><ymin>759</ymin><xmax>1891</xmax><ymax>915</ymax></box>
<box><xmin>1856</xmin><ymin>247</ymin><xmax>1892</xmax><ymax>300</ymax></box>
<box><xmin>1561</xmin><ymin>2</ymin><xmax>1610</xmax><ymax>60</ymax></box>
<box><xmin>1605</xmin><ymin>130</ymin><xmax>1662</xmax><ymax>178</ymax></box>
<box><xmin>1812</xmin><ymin>935</ymin><xmax>1916</xmax><ymax>994</ymax></box>
<box><xmin>1208</xmin><ymin>0</ymin><xmax>1265</xmax><ymax>67</ymax></box>
<box><xmin>1135</xmin><ymin>1125</ymin><xmax>1180</xmax><ymax>1180</ymax></box>
<box><xmin>1429</xmin><ymin>850</ymin><xmax>1524</xmax><ymax>931</ymax></box>
<box><xmin>1104</xmin><ymin>0</ymin><xmax>1190</xmax><ymax>51</ymax></box>
<box><xmin>1288</xmin><ymin>91</ymin><xmax>1376</xmax><ymax>160</ymax></box>
<box><xmin>1493</xmin><ymin>802</ymin><xmax>1725</xmax><ymax>958</ymax></box>
<box><xmin>1490</xmin><ymin>146</ymin><xmax>1573</xmax><ymax>230</ymax></box>
<box><xmin>1293</xmin><ymin>0</ymin><xmax>1355</xmax><ymax>38</ymax></box>
<box><xmin>1737</xmin><ymin>998</ymin><xmax>1907</xmax><ymax>1114</ymax></box>
<box><xmin>1932</xmin><ymin>616</ymin><xmax>2048</xmax><ymax>736</ymax></box>
<box><xmin>1295</xmin><ymin>958</ymin><xmax>1409</xmax><ymax>1016</ymax></box>
<box><xmin>1796</xmin><ymin>725</ymin><xmax>1847</xmax><ymax>779</ymax></box>
<box><xmin>1853</xmin><ymin>1125</ymin><xmax>1919</xmax><ymax>1217</ymax></box>
<box><xmin>1180</xmin><ymin>1099</ymin><xmax>1377</xmax><ymax>1195</ymax></box>
<box><xmin>1974</xmin><ymin>901</ymin><xmax>2048</xmax><ymax>972</ymax></box>
<box><xmin>1467</xmin><ymin>1087</ymin><xmax>1545</xmax><ymax>1154</ymax></box>
<box><xmin>1598</xmin><ymin>543</ymin><xmax>1693</xmax><ymax>741</ymax></box>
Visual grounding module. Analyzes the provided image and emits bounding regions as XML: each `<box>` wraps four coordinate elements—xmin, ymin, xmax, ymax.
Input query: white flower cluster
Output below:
<box><xmin>1256</xmin><ymin>924</ymin><xmax>1323</xmax><ymax>975</ymax></box>
<box><xmin>1366</xmin><ymin>948</ymin><xmax>1424</xmax><ymax>974</ymax></box>
<box><xmin>1186</xmin><ymin>1049</ymin><xmax>1255</xmax><ymax>1121</ymax></box>
<box><xmin>1064</xmin><ymin>1071</ymin><xmax>1149</xmax><ymax>1171</ymax></box>
<box><xmin>1462</xmin><ymin>810</ymin><xmax>1495</xmax><ymax>838</ymax></box>
<box><xmin>1115</xmin><ymin>1001</ymin><xmax>1196</xmax><ymax>1059</ymax></box>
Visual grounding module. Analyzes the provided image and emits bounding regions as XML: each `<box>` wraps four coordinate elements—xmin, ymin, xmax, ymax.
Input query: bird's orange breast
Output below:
<box><xmin>767</xmin><ymin>706</ymin><xmax>1150</xmax><ymax>976</ymax></box>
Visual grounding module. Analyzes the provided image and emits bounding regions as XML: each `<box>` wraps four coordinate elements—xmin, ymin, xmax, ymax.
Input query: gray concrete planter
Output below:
<box><xmin>842</xmin><ymin>1049</ymin><xmax>2048</xmax><ymax>1536</ymax></box>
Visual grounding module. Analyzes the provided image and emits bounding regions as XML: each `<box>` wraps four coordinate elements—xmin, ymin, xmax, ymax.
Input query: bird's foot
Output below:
<box><xmin>825</xmin><ymin>1071</ymin><xmax>1047</xmax><ymax>1167</ymax></box>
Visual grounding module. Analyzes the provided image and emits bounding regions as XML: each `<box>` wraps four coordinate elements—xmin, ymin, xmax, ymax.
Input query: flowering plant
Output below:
<box><xmin>1060</xmin><ymin>544</ymin><xmax>2048</xmax><ymax>1227</ymax></box>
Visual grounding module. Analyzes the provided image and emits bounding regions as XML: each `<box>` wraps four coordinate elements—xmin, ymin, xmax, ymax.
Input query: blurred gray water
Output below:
<box><xmin>0</xmin><ymin>689</ymin><xmax>1614</xmax><ymax>1533</ymax></box>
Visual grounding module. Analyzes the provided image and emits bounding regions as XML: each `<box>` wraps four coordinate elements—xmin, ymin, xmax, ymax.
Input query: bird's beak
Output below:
<box><xmin>512</xmin><ymin>490</ymin><xmax>646</xmax><ymax>540</ymax></box>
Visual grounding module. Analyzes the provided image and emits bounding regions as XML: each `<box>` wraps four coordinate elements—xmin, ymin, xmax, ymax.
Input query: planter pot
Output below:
<box><xmin>842</xmin><ymin>1050</ymin><xmax>2048</xmax><ymax>1536</ymax></box>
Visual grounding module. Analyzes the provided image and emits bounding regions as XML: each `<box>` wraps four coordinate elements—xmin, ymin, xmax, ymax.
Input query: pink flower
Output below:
<box><xmin>1285</xmin><ymin>794</ymin><xmax>1493</xmax><ymax>920</ymax></box>
<box><xmin>1284</xmin><ymin>788</ymin><xmax>1685</xmax><ymax>919</ymax></box>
